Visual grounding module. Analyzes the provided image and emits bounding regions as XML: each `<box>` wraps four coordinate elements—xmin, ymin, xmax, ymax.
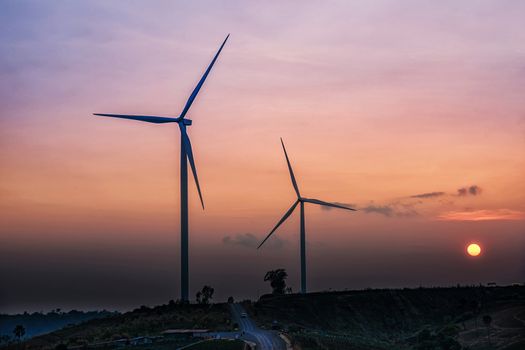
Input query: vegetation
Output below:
<box><xmin>264</xmin><ymin>268</ymin><xmax>288</xmax><ymax>295</ymax></box>
<box><xmin>2</xmin><ymin>285</ymin><xmax>523</xmax><ymax>350</ymax></box>
<box><xmin>246</xmin><ymin>285</ymin><xmax>525</xmax><ymax>350</ymax></box>
<box><xmin>2</xmin><ymin>302</ymin><xmax>233</xmax><ymax>350</ymax></box>
<box><xmin>13</xmin><ymin>326</ymin><xmax>25</xmax><ymax>342</ymax></box>
<box><xmin>196</xmin><ymin>286</ymin><xmax>215</xmax><ymax>305</ymax></box>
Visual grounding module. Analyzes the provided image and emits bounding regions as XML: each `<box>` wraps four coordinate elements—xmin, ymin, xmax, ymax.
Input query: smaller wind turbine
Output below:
<box><xmin>258</xmin><ymin>138</ymin><xmax>356</xmax><ymax>294</ymax></box>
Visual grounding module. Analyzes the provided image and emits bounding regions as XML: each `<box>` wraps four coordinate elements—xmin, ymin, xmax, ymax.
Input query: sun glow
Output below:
<box><xmin>467</xmin><ymin>243</ymin><xmax>481</xmax><ymax>257</ymax></box>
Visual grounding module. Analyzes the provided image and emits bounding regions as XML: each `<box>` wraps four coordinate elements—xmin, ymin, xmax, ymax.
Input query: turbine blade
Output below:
<box><xmin>93</xmin><ymin>114</ymin><xmax>179</xmax><ymax>124</ymax></box>
<box><xmin>303</xmin><ymin>198</ymin><xmax>356</xmax><ymax>211</ymax></box>
<box><xmin>180</xmin><ymin>126</ymin><xmax>204</xmax><ymax>209</ymax></box>
<box><xmin>280</xmin><ymin>138</ymin><xmax>300</xmax><ymax>198</ymax></box>
<box><xmin>179</xmin><ymin>34</ymin><xmax>230</xmax><ymax>119</ymax></box>
<box><xmin>258</xmin><ymin>200</ymin><xmax>299</xmax><ymax>249</ymax></box>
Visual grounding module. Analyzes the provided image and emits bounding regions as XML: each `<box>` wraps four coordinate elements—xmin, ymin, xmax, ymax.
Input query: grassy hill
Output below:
<box><xmin>2</xmin><ymin>302</ymin><xmax>233</xmax><ymax>350</ymax></box>
<box><xmin>3</xmin><ymin>286</ymin><xmax>523</xmax><ymax>350</ymax></box>
<box><xmin>245</xmin><ymin>285</ymin><xmax>525</xmax><ymax>349</ymax></box>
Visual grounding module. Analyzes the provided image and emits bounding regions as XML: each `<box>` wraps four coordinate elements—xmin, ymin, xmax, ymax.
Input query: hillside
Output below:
<box><xmin>3</xmin><ymin>286</ymin><xmax>523</xmax><ymax>350</ymax></box>
<box><xmin>246</xmin><ymin>285</ymin><xmax>525</xmax><ymax>349</ymax></box>
<box><xmin>2</xmin><ymin>302</ymin><xmax>233</xmax><ymax>350</ymax></box>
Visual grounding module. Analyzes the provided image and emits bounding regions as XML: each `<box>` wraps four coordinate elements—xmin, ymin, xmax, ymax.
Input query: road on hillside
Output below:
<box><xmin>230</xmin><ymin>303</ymin><xmax>286</xmax><ymax>350</ymax></box>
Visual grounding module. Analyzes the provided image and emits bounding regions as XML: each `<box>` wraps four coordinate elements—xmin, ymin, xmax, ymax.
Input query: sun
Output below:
<box><xmin>467</xmin><ymin>243</ymin><xmax>481</xmax><ymax>257</ymax></box>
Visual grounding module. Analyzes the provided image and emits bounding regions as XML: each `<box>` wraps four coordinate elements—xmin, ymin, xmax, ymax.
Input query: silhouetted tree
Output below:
<box><xmin>196</xmin><ymin>285</ymin><xmax>214</xmax><ymax>305</ymax></box>
<box><xmin>483</xmin><ymin>314</ymin><xmax>492</xmax><ymax>345</ymax></box>
<box><xmin>264</xmin><ymin>269</ymin><xmax>288</xmax><ymax>295</ymax></box>
<box><xmin>227</xmin><ymin>296</ymin><xmax>234</xmax><ymax>304</ymax></box>
<box><xmin>13</xmin><ymin>325</ymin><xmax>25</xmax><ymax>342</ymax></box>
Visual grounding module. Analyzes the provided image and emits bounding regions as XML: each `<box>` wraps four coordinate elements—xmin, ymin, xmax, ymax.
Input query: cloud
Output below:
<box><xmin>360</xmin><ymin>202</ymin><xmax>420</xmax><ymax>218</ymax></box>
<box><xmin>222</xmin><ymin>233</ymin><xmax>286</xmax><ymax>249</ymax></box>
<box><xmin>361</xmin><ymin>205</ymin><xmax>394</xmax><ymax>217</ymax></box>
<box><xmin>222</xmin><ymin>233</ymin><xmax>258</xmax><ymax>248</ymax></box>
<box><xmin>353</xmin><ymin>184</ymin><xmax>485</xmax><ymax>219</ymax></box>
<box><xmin>395</xmin><ymin>208</ymin><xmax>420</xmax><ymax>218</ymax></box>
<box><xmin>457</xmin><ymin>185</ymin><xmax>482</xmax><ymax>196</ymax></box>
<box><xmin>437</xmin><ymin>209</ymin><xmax>524</xmax><ymax>221</ymax></box>
<box><xmin>410</xmin><ymin>191</ymin><xmax>445</xmax><ymax>199</ymax></box>
<box><xmin>408</xmin><ymin>185</ymin><xmax>483</xmax><ymax>199</ymax></box>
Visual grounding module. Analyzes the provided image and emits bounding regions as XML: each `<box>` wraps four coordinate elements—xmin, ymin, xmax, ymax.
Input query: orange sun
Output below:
<box><xmin>467</xmin><ymin>243</ymin><xmax>481</xmax><ymax>257</ymax></box>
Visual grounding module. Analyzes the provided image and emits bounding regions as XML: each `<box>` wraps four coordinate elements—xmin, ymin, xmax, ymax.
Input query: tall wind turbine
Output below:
<box><xmin>258</xmin><ymin>138</ymin><xmax>356</xmax><ymax>294</ymax></box>
<box><xmin>94</xmin><ymin>35</ymin><xmax>229</xmax><ymax>302</ymax></box>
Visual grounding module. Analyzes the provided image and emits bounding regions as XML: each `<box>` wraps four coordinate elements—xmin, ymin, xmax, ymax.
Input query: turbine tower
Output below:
<box><xmin>258</xmin><ymin>138</ymin><xmax>356</xmax><ymax>294</ymax></box>
<box><xmin>94</xmin><ymin>35</ymin><xmax>229</xmax><ymax>302</ymax></box>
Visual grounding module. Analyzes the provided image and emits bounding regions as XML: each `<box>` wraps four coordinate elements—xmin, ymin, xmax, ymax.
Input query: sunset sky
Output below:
<box><xmin>1</xmin><ymin>1</ymin><xmax>524</xmax><ymax>313</ymax></box>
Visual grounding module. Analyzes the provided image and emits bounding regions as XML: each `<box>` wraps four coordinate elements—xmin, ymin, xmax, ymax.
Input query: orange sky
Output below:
<box><xmin>1</xmin><ymin>1</ymin><xmax>524</xmax><ymax>312</ymax></box>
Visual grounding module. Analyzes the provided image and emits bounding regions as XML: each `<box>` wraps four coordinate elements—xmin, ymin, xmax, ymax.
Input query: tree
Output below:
<box><xmin>483</xmin><ymin>314</ymin><xmax>492</xmax><ymax>345</ymax></box>
<box><xmin>196</xmin><ymin>285</ymin><xmax>215</xmax><ymax>305</ymax></box>
<box><xmin>264</xmin><ymin>269</ymin><xmax>288</xmax><ymax>295</ymax></box>
<box><xmin>227</xmin><ymin>296</ymin><xmax>234</xmax><ymax>304</ymax></box>
<box><xmin>13</xmin><ymin>325</ymin><xmax>25</xmax><ymax>342</ymax></box>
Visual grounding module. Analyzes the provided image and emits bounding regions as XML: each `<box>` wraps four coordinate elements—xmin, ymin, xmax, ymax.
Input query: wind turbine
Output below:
<box><xmin>94</xmin><ymin>34</ymin><xmax>229</xmax><ymax>302</ymax></box>
<box><xmin>258</xmin><ymin>138</ymin><xmax>356</xmax><ymax>294</ymax></box>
